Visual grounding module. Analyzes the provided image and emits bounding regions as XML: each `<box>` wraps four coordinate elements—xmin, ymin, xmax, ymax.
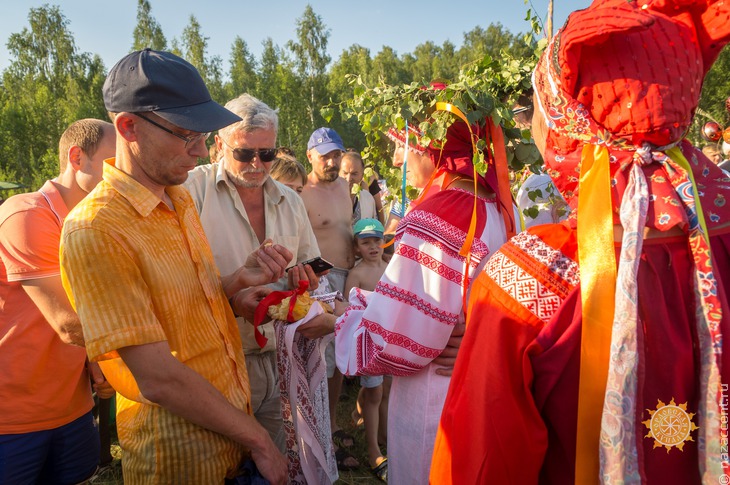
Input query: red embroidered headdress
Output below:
<box><xmin>534</xmin><ymin>0</ymin><xmax>730</xmax><ymax>230</ymax></box>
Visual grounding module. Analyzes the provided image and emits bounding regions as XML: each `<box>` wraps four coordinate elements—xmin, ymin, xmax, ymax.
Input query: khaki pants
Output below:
<box><xmin>244</xmin><ymin>351</ymin><xmax>285</xmax><ymax>452</ymax></box>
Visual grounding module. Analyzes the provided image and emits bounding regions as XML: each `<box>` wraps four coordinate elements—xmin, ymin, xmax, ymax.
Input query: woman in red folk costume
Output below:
<box><xmin>431</xmin><ymin>1</ymin><xmax>730</xmax><ymax>484</ymax></box>
<box><xmin>327</xmin><ymin>107</ymin><xmax>517</xmax><ymax>484</ymax></box>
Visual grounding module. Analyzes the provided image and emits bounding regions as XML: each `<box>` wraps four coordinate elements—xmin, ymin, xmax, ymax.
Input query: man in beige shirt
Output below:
<box><xmin>185</xmin><ymin>94</ymin><xmax>320</xmax><ymax>451</ymax></box>
<box><xmin>301</xmin><ymin>127</ymin><xmax>357</xmax><ymax>458</ymax></box>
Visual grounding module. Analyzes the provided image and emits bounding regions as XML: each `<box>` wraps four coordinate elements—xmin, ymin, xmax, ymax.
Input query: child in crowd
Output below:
<box><xmin>270</xmin><ymin>153</ymin><xmax>307</xmax><ymax>194</ymax></box>
<box><xmin>344</xmin><ymin>218</ymin><xmax>389</xmax><ymax>481</ymax></box>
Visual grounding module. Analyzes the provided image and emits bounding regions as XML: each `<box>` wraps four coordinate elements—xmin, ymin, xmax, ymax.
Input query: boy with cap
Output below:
<box><xmin>347</xmin><ymin>219</ymin><xmax>387</xmax><ymax>294</ymax></box>
<box><xmin>344</xmin><ymin>218</ymin><xmax>389</xmax><ymax>480</ymax></box>
<box><xmin>60</xmin><ymin>49</ymin><xmax>290</xmax><ymax>484</ymax></box>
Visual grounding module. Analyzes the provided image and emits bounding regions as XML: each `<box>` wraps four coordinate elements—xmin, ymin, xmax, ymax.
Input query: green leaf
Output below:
<box><xmin>514</xmin><ymin>142</ymin><xmax>533</xmax><ymax>161</ymax></box>
<box><xmin>320</xmin><ymin>106</ymin><xmax>334</xmax><ymax>123</ymax></box>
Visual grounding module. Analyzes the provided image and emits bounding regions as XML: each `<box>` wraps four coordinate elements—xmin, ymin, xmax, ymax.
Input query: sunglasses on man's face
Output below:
<box><xmin>220</xmin><ymin>138</ymin><xmax>277</xmax><ymax>163</ymax></box>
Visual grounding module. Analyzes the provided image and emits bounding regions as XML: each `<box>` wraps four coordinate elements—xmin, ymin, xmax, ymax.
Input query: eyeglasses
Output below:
<box><xmin>136</xmin><ymin>113</ymin><xmax>210</xmax><ymax>148</ymax></box>
<box><xmin>219</xmin><ymin>138</ymin><xmax>277</xmax><ymax>163</ymax></box>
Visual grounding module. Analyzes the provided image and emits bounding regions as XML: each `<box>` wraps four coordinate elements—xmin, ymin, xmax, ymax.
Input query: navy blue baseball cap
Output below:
<box><xmin>307</xmin><ymin>127</ymin><xmax>345</xmax><ymax>154</ymax></box>
<box><xmin>103</xmin><ymin>48</ymin><xmax>241</xmax><ymax>132</ymax></box>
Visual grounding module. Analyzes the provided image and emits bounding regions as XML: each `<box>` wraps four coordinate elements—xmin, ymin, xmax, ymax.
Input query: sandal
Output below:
<box><xmin>335</xmin><ymin>447</ymin><xmax>360</xmax><ymax>471</ymax></box>
<box><xmin>332</xmin><ymin>429</ymin><xmax>355</xmax><ymax>448</ymax></box>
<box><xmin>371</xmin><ymin>457</ymin><xmax>388</xmax><ymax>482</ymax></box>
<box><xmin>351</xmin><ymin>409</ymin><xmax>364</xmax><ymax>429</ymax></box>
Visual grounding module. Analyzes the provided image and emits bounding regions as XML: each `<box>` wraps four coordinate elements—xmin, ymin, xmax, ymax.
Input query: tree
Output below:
<box><xmin>168</xmin><ymin>37</ymin><xmax>183</xmax><ymax>57</ymax></box>
<box><xmin>287</xmin><ymin>5</ymin><xmax>331</xmax><ymax>129</ymax></box>
<box><xmin>328</xmin><ymin>45</ymin><xmax>372</xmax><ymax>97</ymax></box>
<box><xmin>180</xmin><ymin>15</ymin><xmax>224</xmax><ymax>102</ymax></box>
<box><xmin>690</xmin><ymin>45</ymin><xmax>730</xmax><ymax>146</ymax></box>
<box><xmin>433</xmin><ymin>40</ymin><xmax>459</xmax><ymax>81</ymax></box>
<box><xmin>401</xmin><ymin>41</ymin><xmax>459</xmax><ymax>84</ymax></box>
<box><xmin>226</xmin><ymin>37</ymin><xmax>258</xmax><ymax>99</ymax></box>
<box><xmin>327</xmin><ymin>45</ymin><xmax>372</xmax><ymax>150</ymax></box>
<box><xmin>256</xmin><ymin>38</ymin><xmax>282</xmax><ymax>113</ymax></box>
<box><xmin>457</xmin><ymin>24</ymin><xmax>532</xmax><ymax>65</ymax></box>
<box><xmin>131</xmin><ymin>0</ymin><xmax>167</xmax><ymax>51</ymax></box>
<box><xmin>402</xmin><ymin>41</ymin><xmax>439</xmax><ymax>84</ymax></box>
<box><xmin>256</xmin><ymin>38</ymin><xmax>309</xmax><ymax>161</ymax></box>
<box><xmin>0</xmin><ymin>5</ymin><xmax>106</xmax><ymax>188</ymax></box>
<box><xmin>698</xmin><ymin>46</ymin><xmax>730</xmax><ymax>126</ymax></box>
<box><xmin>371</xmin><ymin>47</ymin><xmax>410</xmax><ymax>85</ymax></box>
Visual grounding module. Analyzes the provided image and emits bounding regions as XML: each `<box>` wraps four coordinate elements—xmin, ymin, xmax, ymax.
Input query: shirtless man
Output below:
<box><xmin>301</xmin><ymin>126</ymin><xmax>358</xmax><ymax>467</ymax></box>
<box><xmin>302</xmin><ymin>128</ymin><xmax>353</xmax><ymax>272</ymax></box>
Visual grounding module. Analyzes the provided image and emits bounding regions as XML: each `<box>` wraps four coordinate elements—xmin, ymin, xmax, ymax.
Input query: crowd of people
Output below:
<box><xmin>2</xmin><ymin>1</ymin><xmax>730</xmax><ymax>484</ymax></box>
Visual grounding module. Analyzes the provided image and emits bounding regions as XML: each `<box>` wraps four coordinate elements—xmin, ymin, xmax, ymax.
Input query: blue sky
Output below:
<box><xmin>0</xmin><ymin>1</ymin><xmax>591</xmax><ymax>72</ymax></box>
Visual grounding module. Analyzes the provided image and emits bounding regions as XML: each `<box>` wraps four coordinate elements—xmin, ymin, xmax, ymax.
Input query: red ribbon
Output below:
<box><xmin>252</xmin><ymin>280</ymin><xmax>310</xmax><ymax>348</ymax></box>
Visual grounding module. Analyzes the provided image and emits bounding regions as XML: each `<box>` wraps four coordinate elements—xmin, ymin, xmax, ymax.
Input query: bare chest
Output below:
<box><xmin>304</xmin><ymin>185</ymin><xmax>352</xmax><ymax>230</ymax></box>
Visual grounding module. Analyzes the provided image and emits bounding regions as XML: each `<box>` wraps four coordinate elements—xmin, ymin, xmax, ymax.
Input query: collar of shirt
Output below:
<box><xmin>103</xmin><ymin>159</ymin><xmax>190</xmax><ymax>217</ymax></box>
<box><xmin>38</xmin><ymin>179</ymin><xmax>69</xmax><ymax>224</ymax></box>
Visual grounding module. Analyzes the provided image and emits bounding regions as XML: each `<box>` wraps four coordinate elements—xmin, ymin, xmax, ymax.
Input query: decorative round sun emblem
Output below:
<box><xmin>642</xmin><ymin>398</ymin><xmax>698</xmax><ymax>452</ymax></box>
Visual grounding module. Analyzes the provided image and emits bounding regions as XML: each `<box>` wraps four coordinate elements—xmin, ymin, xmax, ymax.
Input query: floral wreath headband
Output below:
<box><xmin>385</xmin><ymin>127</ymin><xmax>428</xmax><ymax>155</ymax></box>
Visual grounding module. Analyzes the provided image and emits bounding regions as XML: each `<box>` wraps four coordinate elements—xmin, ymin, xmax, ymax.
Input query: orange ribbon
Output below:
<box><xmin>433</xmin><ymin>102</ymin><xmax>515</xmax><ymax>311</ymax></box>
<box><xmin>574</xmin><ymin>144</ymin><xmax>616</xmax><ymax>484</ymax></box>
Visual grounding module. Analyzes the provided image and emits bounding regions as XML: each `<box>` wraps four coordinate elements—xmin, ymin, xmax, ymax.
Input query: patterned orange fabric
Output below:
<box><xmin>431</xmin><ymin>226</ymin><xmax>730</xmax><ymax>484</ymax></box>
<box><xmin>61</xmin><ymin>161</ymin><xmax>251</xmax><ymax>483</ymax></box>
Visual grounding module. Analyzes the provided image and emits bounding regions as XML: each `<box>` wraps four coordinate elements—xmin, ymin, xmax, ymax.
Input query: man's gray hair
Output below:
<box><xmin>218</xmin><ymin>94</ymin><xmax>279</xmax><ymax>140</ymax></box>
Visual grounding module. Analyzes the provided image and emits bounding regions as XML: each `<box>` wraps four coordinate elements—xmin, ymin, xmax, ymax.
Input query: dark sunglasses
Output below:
<box><xmin>220</xmin><ymin>138</ymin><xmax>277</xmax><ymax>163</ymax></box>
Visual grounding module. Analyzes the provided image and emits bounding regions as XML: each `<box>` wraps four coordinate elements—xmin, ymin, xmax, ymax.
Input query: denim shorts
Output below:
<box><xmin>360</xmin><ymin>374</ymin><xmax>384</xmax><ymax>388</ymax></box>
<box><xmin>0</xmin><ymin>411</ymin><xmax>99</xmax><ymax>485</ymax></box>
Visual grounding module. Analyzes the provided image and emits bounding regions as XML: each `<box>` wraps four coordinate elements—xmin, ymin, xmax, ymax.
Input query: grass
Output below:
<box><xmin>88</xmin><ymin>441</ymin><xmax>123</xmax><ymax>484</ymax></box>
<box><xmin>90</xmin><ymin>379</ymin><xmax>382</xmax><ymax>484</ymax></box>
<box><xmin>332</xmin><ymin>377</ymin><xmax>383</xmax><ymax>484</ymax></box>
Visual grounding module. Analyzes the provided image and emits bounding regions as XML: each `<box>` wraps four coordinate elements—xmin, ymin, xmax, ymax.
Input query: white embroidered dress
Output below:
<box><xmin>335</xmin><ymin>188</ymin><xmax>511</xmax><ymax>485</ymax></box>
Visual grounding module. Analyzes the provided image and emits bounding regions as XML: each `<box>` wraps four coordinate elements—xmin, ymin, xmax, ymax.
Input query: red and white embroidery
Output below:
<box><xmin>405</xmin><ymin>210</ymin><xmax>472</xmax><ymax>252</ymax></box>
<box><xmin>486</xmin><ymin>252</ymin><xmax>564</xmax><ymax>323</ymax></box>
<box><xmin>356</xmin><ymin>332</ymin><xmax>422</xmax><ymax>376</ymax></box>
<box><xmin>362</xmin><ymin>318</ymin><xmax>442</xmax><ymax>360</ymax></box>
<box><xmin>511</xmin><ymin>232</ymin><xmax>580</xmax><ymax>285</ymax></box>
<box><xmin>396</xmin><ymin>244</ymin><xmax>463</xmax><ymax>285</ymax></box>
<box><xmin>376</xmin><ymin>282</ymin><xmax>459</xmax><ymax>326</ymax></box>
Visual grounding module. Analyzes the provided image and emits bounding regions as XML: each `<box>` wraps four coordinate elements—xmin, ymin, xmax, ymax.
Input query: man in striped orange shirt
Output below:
<box><xmin>60</xmin><ymin>49</ymin><xmax>289</xmax><ymax>484</ymax></box>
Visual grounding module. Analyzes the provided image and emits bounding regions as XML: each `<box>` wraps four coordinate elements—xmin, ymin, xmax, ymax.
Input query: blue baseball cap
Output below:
<box><xmin>103</xmin><ymin>48</ymin><xmax>241</xmax><ymax>133</ymax></box>
<box><xmin>353</xmin><ymin>218</ymin><xmax>384</xmax><ymax>239</ymax></box>
<box><xmin>307</xmin><ymin>127</ymin><xmax>345</xmax><ymax>154</ymax></box>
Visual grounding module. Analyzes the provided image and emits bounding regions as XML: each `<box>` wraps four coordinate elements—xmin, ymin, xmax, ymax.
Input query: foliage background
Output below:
<box><xmin>2</xmin><ymin>1</ymin><xmax>729</xmax><ymax>194</ymax></box>
<box><xmin>0</xmin><ymin>1</ymin><xmax>537</xmax><ymax>192</ymax></box>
